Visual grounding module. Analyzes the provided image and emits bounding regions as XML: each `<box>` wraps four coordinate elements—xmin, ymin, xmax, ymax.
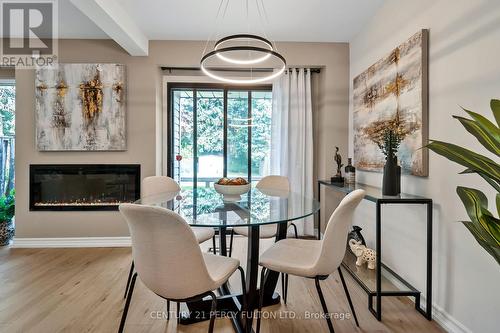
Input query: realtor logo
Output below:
<box><xmin>0</xmin><ymin>0</ymin><xmax>58</xmax><ymax>67</ymax></box>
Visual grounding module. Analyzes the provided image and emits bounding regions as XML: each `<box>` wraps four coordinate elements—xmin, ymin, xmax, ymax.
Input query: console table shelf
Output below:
<box><xmin>317</xmin><ymin>180</ymin><xmax>433</xmax><ymax>321</ymax></box>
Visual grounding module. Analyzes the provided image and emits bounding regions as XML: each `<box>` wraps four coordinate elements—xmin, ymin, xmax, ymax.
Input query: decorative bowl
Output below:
<box><xmin>214</xmin><ymin>183</ymin><xmax>251</xmax><ymax>202</ymax></box>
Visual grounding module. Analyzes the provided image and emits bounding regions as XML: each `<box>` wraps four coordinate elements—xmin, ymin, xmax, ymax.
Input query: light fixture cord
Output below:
<box><xmin>202</xmin><ymin>0</ymin><xmax>229</xmax><ymax>57</ymax></box>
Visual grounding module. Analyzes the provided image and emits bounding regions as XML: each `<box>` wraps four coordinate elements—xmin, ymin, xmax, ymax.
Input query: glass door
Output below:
<box><xmin>169</xmin><ymin>85</ymin><xmax>271</xmax><ymax>189</ymax></box>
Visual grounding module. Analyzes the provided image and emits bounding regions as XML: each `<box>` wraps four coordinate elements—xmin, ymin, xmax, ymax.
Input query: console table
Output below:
<box><xmin>317</xmin><ymin>180</ymin><xmax>433</xmax><ymax>321</ymax></box>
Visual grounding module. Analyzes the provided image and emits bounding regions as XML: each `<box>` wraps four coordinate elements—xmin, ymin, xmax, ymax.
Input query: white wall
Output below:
<box><xmin>348</xmin><ymin>1</ymin><xmax>500</xmax><ymax>332</ymax></box>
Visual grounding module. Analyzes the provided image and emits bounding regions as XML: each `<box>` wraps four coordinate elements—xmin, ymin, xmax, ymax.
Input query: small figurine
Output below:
<box><xmin>349</xmin><ymin>239</ymin><xmax>377</xmax><ymax>270</ymax></box>
<box><xmin>331</xmin><ymin>147</ymin><xmax>345</xmax><ymax>184</ymax></box>
<box><xmin>347</xmin><ymin>226</ymin><xmax>366</xmax><ymax>254</ymax></box>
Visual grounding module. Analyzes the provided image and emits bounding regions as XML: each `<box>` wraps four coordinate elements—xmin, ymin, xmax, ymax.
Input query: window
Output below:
<box><xmin>0</xmin><ymin>81</ymin><xmax>15</xmax><ymax>196</ymax></box>
<box><xmin>168</xmin><ymin>84</ymin><xmax>272</xmax><ymax>188</ymax></box>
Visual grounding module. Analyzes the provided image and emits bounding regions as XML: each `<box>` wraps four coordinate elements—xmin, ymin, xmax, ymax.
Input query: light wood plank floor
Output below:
<box><xmin>0</xmin><ymin>238</ymin><xmax>445</xmax><ymax>333</ymax></box>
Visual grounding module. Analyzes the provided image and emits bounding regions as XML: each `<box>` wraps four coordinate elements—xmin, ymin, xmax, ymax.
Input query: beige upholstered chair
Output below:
<box><xmin>229</xmin><ymin>176</ymin><xmax>298</xmax><ymax>256</ymax></box>
<box><xmin>124</xmin><ymin>176</ymin><xmax>216</xmax><ymax>300</ymax></box>
<box><xmin>256</xmin><ymin>189</ymin><xmax>366</xmax><ymax>333</ymax></box>
<box><xmin>118</xmin><ymin>204</ymin><xmax>245</xmax><ymax>333</ymax></box>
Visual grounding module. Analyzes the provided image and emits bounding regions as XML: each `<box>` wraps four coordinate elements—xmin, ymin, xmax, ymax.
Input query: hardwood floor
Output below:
<box><xmin>0</xmin><ymin>238</ymin><xmax>445</xmax><ymax>333</ymax></box>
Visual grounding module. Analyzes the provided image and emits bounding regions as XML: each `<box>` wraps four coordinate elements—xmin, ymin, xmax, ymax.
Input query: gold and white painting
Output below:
<box><xmin>35</xmin><ymin>63</ymin><xmax>126</xmax><ymax>151</ymax></box>
<box><xmin>353</xmin><ymin>30</ymin><xmax>428</xmax><ymax>176</ymax></box>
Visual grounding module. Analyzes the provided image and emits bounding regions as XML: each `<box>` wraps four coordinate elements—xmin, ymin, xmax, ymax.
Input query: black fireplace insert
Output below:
<box><xmin>30</xmin><ymin>164</ymin><xmax>141</xmax><ymax>211</ymax></box>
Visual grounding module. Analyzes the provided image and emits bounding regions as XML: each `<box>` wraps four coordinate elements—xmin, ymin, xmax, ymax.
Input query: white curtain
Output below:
<box><xmin>271</xmin><ymin>68</ymin><xmax>314</xmax><ymax>236</ymax></box>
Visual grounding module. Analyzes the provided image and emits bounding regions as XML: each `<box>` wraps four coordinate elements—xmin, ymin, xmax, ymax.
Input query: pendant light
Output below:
<box><xmin>200</xmin><ymin>0</ymin><xmax>286</xmax><ymax>84</ymax></box>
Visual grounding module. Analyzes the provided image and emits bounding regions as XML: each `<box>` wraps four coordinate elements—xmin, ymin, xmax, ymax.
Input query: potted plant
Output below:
<box><xmin>427</xmin><ymin>100</ymin><xmax>500</xmax><ymax>264</ymax></box>
<box><xmin>0</xmin><ymin>189</ymin><xmax>15</xmax><ymax>246</ymax></box>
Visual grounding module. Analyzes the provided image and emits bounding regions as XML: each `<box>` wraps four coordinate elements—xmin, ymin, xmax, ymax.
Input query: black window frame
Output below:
<box><xmin>166</xmin><ymin>82</ymin><xmax>272</xmax><ymax>187</ymax></box>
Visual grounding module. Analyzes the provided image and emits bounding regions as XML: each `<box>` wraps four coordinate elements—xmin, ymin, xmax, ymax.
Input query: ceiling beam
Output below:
<box><xmin>70</xmin><ymin>0</ymin><xmax>148</xmax><ymax>56</ymax></box>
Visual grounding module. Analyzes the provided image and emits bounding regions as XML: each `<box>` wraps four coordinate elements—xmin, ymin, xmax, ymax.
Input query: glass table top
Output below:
<box><xmin>318</xmin><ymin>180</ymin><xmax>432</xmax><ymax>203</ymax></box>
<box><xmin>134</xmin><ymin>187</ymin><xmax>320</xmax><ymax>227</ymax></box>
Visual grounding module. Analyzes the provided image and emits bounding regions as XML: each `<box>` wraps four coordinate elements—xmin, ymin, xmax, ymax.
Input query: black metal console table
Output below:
<box><xmin>317</xmin><ymin>180</ymin><xmax>433</xmax><ymax>321</ymax></box>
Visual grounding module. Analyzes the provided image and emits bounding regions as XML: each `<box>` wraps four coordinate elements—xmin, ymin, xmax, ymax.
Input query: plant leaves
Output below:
<box><xmin>462</xmin><ymin>221</ymin><xmax>500</xmax><ymax>265</ymax></box>
<box><xmin>491</xmin><ymin>99</ymin><xmax>500</xmax><ymax>127</ymax></box>
<box><xmin>427</xmin><ymin>140</ymin><xmax>500</xmax><ymax>183</ymax></box>
<box><xmin>456</xmin><ymin>186</ymin><xmax>500</xmax><ymax>246</ymax></box>
<box><xmin>454</xmin><ymin>114</ymin><xmax>500</xmax><ymax>156</ymax></box>
<box><xmin>497</xmin><ymin>193</ymin><xmax>500</xmax><ymax>217</ymax></box>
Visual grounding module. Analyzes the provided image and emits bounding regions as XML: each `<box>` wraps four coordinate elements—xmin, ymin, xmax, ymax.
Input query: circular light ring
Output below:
<box><xmin>214</xmin><ymin>34</ymin><xmax>273</xmax><ymax>49</ymax></box>
<box><xmin>214</xmin><ymin>34</ymin><xmax>274</xmax><ymax>65</ymax></box>
<box><xmin>201</xmin><ymin>46</ymin><xmax>286</xmax><ymax>84</ymax></box>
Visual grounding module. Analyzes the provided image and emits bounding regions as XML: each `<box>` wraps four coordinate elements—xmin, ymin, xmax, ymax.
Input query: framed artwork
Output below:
<box><xmin>35</xmin><ymin>63</ymin><xmax>126</xmax><ymax>151</ymax></box>
<box><xmin>353</xmin><ymin>29</ymin><xmax>429</xmax><ymax>176</ymax></box>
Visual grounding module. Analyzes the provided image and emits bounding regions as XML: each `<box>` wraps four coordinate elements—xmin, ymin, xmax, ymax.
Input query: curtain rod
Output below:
<box><xmin>161</xmin><ymin>66</ymin><xmax>321</xmax><ymax>73</ymax></box>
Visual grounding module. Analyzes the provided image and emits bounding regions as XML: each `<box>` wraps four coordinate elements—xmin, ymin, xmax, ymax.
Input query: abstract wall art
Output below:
<box><xmin>353</xmin><ymin>30</ymin><xmax>429</xmax><ymax>176</ymax></box>
<box><xmin>35</xmin><ymin>63</ymin><xmax>126</xmax><ymax>151</ymax></box>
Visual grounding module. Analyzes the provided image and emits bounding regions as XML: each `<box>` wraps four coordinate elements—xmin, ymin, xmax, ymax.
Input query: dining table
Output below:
<box><xmin>135</xmin><ymin>186</ymin><xmax>320</xmax><ymax>333</ymax></box>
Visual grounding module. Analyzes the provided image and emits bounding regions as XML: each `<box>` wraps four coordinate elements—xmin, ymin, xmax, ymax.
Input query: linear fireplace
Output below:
<box><xmin>30</xmin><ymin>164</ymin><xmax>141</xmax><ymax>211</ymax></box>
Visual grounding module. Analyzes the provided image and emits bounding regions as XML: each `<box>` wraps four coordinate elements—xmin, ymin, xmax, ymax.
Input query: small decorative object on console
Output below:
<box><xmin>347</xmin><ymin>225</ymin><xmax>366</xmax><ymax>253</ymax></box>
<box><xmin>344</xmin><ymin>158</ymin><xmax>356</xmax><ymax>185</ymax></box>
<box><xmin>380</xmin><ymin>129</ymin><xmax>402</xmax><ymax>195</ymax></box>
<box><xmin>331</xmin><ymin>146</ymin><xmax>345</xmax><ymax>184</ymax></box>
<box><xmin>349</xmin><ymin>239</ymin><xmax>377</xmax><ymax>270</ymax></box>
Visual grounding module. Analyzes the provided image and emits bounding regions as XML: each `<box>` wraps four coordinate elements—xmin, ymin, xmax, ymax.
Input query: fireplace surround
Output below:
<box><xmin>30</xmin><ymin>164</ymin><xmax>141</xmax><ymax>211</ymax></box>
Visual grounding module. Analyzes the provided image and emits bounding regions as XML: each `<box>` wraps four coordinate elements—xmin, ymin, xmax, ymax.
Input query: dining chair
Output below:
<box><xmin>123</xmin><ymin>176</ymin><xmax>216</xmax><ymax>301</ymax></box>
<box><xmin>118</xmin><ymin>204</ymin><xmax>246</xmax><ymax>333</ymax></box>
<box><xmin>255</xmin><ymin>189</ymin><xmax>365</xmax><ymax>333</ymax></box>
<box><xmin>229</xmin><ymin>175</ymin><xmax>298</xmax><ymax>257</ymax></box>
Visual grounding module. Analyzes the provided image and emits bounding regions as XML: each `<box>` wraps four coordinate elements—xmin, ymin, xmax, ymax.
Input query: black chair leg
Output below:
<box><xmin>176</xmin><ymin>302</ymin><xmax>180</xmax><ymax>324</ymax></box>
<box><xmin>123</xmin><ymin>261</ymin><xmax>134</xmax><ymax>299</ymax></box>
<box><xmin>212</xmin><ymin>236</ymin><xmax>217</xmax><ymax>255</ymax></box>
<box><xmin>229</xmin><ymin>229</ymin><xmax>234</xmax><ymax>257</ymax></box>
<box><xmin>338</xmin><ymin>267</ymin><xmax>359</xmax><ymax>327</ymax></box>
<box><xmin>280</xmin><ymin>272</ymin><xmax>289</xmax><ymax>305</ymax></box>
<box><xmin>280</xmin><ymin>273</ymin><xmax>285</xmax><ymax>302</ymax></box>
<box><xmin>256</xmin><ymin>267</ymin><xmax>267</xmax><ymax>333</ymax></box>
<box><xmin>291</xmin><ymin>223</ymin><xmax>298</xmax><ymax>239</ymax></box>
<box><xmin>118</xmin><ymin>272</ymin><xmax>137</xmax><ymax>333</ymax></box>
<box><xmin>284</xmin><ymin>273</ymin><xmax>289</xmax><ymax>304</ymax></box>
<box><xmin>314</xmin><ymin>277</ymin><xmax>335</xmax><ymax>333</ymax></box>
<box><xmin>208</xmin><ymin>291</ymin><xmax>217</xmax><ymax>333</ymax></box>
<box><xmin>166</xmin><ymin>300</ymin><xmax>170</xmax><ymax>320</ymax></box>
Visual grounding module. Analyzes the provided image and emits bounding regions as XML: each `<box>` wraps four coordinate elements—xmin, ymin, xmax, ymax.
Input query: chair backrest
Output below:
<box><xmin>313</xmin><ymin>189</ymin><xmax>365</xmax><ymax>276</ymax></box>
<box><xmin>256</xmin><ymin>175</ymin><xmax>290</xmax><ymax>191</ymax></box>
<box><xmin>142</xmin><ymin>176</ymin><xmax>180</xmax><ymax>198</ymax></box>
<box><xmin>119</xmin><ymin>203</ymin><xmax>215</xmax><ymax>299</ymax></box>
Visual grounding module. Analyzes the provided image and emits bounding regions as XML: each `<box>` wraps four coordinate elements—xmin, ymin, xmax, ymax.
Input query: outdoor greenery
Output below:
<box><xmin>0</xmin><ymin>85</ymin><xmax>15</xmax><ymax>136</ymax></box>
<box><xmin>179</xmin><ymin>93</ymin><xmax>271</xmax><ymax>176</ymax></box>
<box><xmin>0</xmin><ymin>189</ymin><xmax>15</xmax><ymax>223</ymax></box>
<box><xmin>427</xmin><ymin>99</ymin><xmax>500</xmax><ymax>264</ymax></box>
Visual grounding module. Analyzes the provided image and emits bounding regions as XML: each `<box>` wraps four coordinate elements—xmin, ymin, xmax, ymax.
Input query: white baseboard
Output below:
<box><xmin>381</xmin><ymin>271</ymin><xmax>471</xmax><ymax>333</ymax></box>
<box><xmin>12</xmin><ymin>237</ymin><xmax>131</xmax><ymax>248</ymax></box>
<box><xmin>432</xmin><ymin>303</ymin><xmax>472</xmax><ymax>333</ymax></box>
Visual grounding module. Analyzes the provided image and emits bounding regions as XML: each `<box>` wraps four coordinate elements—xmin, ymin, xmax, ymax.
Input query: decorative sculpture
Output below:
<box><xmin>349</xmin><ymin>239</ymin><xmax>377</xmax><ymax>270</ymax></box>
<box><xmin>331</xmin><ymin>146</ymin><xmax>345</xmax><ymax>184</ymax></box>
<box><xmin>347</xmin><ymin>226</ymin><xmax>366</xmax><ymax>254</ymax></box>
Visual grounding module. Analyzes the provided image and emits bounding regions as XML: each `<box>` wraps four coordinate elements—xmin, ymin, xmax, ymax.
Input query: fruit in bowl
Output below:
<box><xmin>214</xmin><ymin>177</ymin><xmax>251</xmax><ymax>201</ymax></box>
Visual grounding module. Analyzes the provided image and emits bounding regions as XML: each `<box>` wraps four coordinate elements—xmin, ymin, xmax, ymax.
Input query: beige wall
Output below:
<box><xmin>348</xmin><ymin>1</ymin><xmax>500</xmax><ymax>332</ymax></box>
<box><xmin>14</xmin><ymin>39</ymin><xmax>349</xmax><ymax>238</ymax></box>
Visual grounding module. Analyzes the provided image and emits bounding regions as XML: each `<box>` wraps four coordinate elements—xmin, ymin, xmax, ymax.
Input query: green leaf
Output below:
<box><xmin>427</xmin><ymin>140</ymin><xmax>500</xmax><ymax>183</ymax></box>
<box><xmin>454</xmin><ymin>114</ymin><xmax>500</xmax><ymax>156</ymax></box>
<box><xmin>497</xmin><ymin>193</ymin><xmax>500</xmax><ymax>217</ymax></box>
<box><xmin>456</xmin><ymin>186</ymin><xmax>500</xmax><ymax>246</ymax></box>
<box><xmin>462</xmin><ymin>221</ymin><xmax>500</xmax><ymax>265</ymax></box>
<box><xmin>491</xmin><ymin>99</ymin><xmax>500</xmax><ymax>127</ymax></box>
<box><xmin>478</xmin><ymin>172</ymin><xmax>500</xmax><ymax>193</ymax></box>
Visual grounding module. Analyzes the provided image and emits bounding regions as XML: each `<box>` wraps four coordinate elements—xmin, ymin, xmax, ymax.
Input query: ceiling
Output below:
<box><xmin>57</xmin><ymin>0</ymin><xmax>383</xmax><ymax>42</ymax></box>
